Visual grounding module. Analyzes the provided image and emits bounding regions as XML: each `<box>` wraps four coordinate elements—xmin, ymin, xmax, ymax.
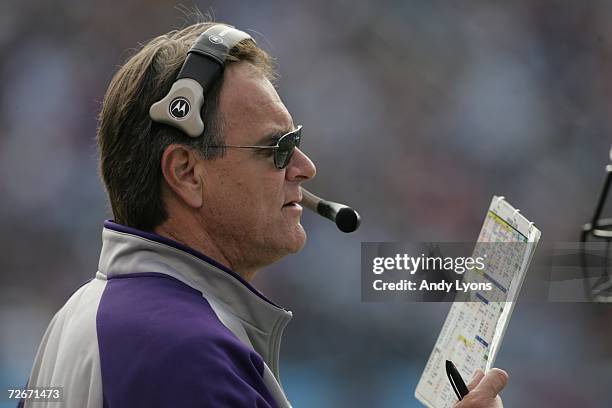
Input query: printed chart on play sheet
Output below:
<box><xmin>415</xmin><ymin>197</ymin><xmax>540</xmax><ymax>408</ymax></box>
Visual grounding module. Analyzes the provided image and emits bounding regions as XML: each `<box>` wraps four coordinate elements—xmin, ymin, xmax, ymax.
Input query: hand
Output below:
<box><xmin>453</xmin><ymin>368</ymin><xmax>508</xmax><ymax>408</ymax></box>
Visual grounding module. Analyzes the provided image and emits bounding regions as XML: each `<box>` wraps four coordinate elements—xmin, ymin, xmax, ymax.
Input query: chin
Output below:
<box><xmin>285</xmin><ymin>223</ymin><xmax>307</xmax><ymax>253</ymax></box>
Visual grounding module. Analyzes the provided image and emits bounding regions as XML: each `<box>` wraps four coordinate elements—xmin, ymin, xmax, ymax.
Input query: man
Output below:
<box><xmin>21</xmin><ymin>22</ymin><xmax>508</xmax><ymax>407</ymax></box>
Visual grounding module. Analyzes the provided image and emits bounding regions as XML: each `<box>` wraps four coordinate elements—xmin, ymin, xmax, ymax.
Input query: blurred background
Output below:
<box><xmin>1</xmin><ymin>0</ymin><xmax>611</xmax><ymax>406</ymax></box>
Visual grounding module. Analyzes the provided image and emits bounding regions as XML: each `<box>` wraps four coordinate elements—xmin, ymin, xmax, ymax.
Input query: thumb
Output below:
<box><xmin>474</xmin><ymin>368</ymin><xmax>508</xmax><ymax>397</ymax></box>
<box><xmin>467</xmin><ymin>369</ymin><xmax>485</xmax><ymax>392</ymax></box>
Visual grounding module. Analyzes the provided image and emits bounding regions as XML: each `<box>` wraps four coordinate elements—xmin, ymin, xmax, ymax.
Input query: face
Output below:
<box><xmin>197</xmin><ymin>62</ymin><xmax>316</xmax><ymax>274</ymax></box>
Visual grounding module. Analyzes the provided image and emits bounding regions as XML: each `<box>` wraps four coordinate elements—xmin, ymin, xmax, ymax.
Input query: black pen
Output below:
<box><xmin>446</xmin><ymin>360</ymin><xmax>470</xmax><ymax>401</ymax></box>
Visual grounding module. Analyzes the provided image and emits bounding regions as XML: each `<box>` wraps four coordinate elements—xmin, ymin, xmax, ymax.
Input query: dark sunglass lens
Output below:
<box><xmin>275</xmin><ymin>132</ymin><xmax>298</xmax><ymax>169</ymax></box>
<box><xmin>294</xmin><ymin>128</ymin><xmax>301</xmax><ymax>148</ymax></box>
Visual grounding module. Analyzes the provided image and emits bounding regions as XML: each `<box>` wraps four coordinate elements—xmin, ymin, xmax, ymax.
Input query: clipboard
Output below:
<box><xmin>415</xmin><ymin>196</ymin><xmax>541</xmax><ymax>408</ymax></box>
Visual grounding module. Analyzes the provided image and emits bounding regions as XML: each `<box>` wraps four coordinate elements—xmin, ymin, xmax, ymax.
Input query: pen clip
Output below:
<box><xmin>447</xmin><ymin>369</ymin><xmax>464</xmax><ymax>401</ymax></box>
<box><xmin>445</xmin><ymin>360</ymin><xmax>469</xmax><ymax>401</ymax></box>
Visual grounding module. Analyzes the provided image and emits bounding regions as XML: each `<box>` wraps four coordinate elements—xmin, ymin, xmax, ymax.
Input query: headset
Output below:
<box><xmin>148</xmin><ymin>24</ymin><xmax>362</xmax><ymax>233</ymax></box>
<box><xmin>149</xmin><ymin>24</ymin><xmax>253</xmax><ymax>137</ymax></box>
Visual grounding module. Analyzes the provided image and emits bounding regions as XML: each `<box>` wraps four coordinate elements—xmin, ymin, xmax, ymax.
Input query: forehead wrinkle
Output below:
<box><xmin>238</xmin><ymin>81</ymin><xmax>287</xmax><ymax>122</ymax></box>
<box><xmin>220</xmin><ymin>63</ymin><xmax>293</xmax><ymax>142</ymax></box>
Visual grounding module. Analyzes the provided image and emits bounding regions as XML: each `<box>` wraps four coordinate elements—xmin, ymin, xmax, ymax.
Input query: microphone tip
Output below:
<box><xmin>336</xmin><ymin>207</ymin><xmax>361</xmax><ymax>233</ymax></box>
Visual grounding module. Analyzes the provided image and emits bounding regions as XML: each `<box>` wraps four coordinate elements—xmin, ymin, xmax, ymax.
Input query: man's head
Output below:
<box><xmin>97</xmin><ymin>22</ymin><xmax>316</xmax><ymax>279</ymax></box>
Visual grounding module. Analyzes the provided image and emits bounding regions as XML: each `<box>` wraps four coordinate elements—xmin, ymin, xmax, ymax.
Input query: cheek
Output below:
<box><xmin>251</xmin><ymin>175</ymin><xmax>285</xmax><ymax>213</ymax></box>
<box><xmin>204</xmin><ymin>161</ymin><xmax>285</xmax><ymax>221</ymax></box>
<box><xmin>257</xmin><ymin>185</ymin><xmax>290</xmax><ymax>233</ymax></box>
<box><xmin>229</xmin><ymin>173</ymin><xmax>284</xmax><ymax>217</ymax></box>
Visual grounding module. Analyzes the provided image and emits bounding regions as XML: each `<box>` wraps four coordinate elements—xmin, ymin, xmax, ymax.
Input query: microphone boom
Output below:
<box><xmin>301</xmin><ymin>187</ymin><xmax>361</xmax><ymax>233</ymax></box>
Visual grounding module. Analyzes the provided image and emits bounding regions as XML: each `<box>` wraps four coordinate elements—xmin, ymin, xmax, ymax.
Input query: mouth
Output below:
<box><xmin>282</xmin><ymin>202</ymin><xmax>302</xmax><ymax>209</ymax></box>
<box><xmin>282</xmin><ymin>195</ymin><xmax>303</xmax><ymax>209</ymax></box>
<box><xmin>282</xmin><ymin>201</ymin><xmax>302</xmax><ymax>208</ymax></box>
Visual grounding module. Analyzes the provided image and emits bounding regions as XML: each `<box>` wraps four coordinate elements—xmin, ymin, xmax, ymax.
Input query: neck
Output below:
<box><xmin>153</xmin><ymin>215</ymin><xmax>261</xmax><ymax>282</ymax></box>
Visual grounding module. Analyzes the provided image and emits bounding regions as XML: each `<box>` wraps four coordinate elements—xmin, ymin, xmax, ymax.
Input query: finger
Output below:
<box><xmin>475</xmin><ymin>368</ymin><xmax>509</xmax><ymax>397</ymax></box>
<box><xmin>467</xmin><ymin>369</ymin><xmax>485</xmax><ymax>391</ymax></box>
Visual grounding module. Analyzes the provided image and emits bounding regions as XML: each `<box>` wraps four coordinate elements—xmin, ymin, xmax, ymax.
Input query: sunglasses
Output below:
<box><xmin>210</xmin><ymin>125</ymin><xmax>302</xmax><ymax>169</ymax></box>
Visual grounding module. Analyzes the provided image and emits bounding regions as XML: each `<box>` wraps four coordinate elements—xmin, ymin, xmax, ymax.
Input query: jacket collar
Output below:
<box><xmin>98</xmin><ymin>220</ymin><xmax>292</xmax><ymax>336</ymax></box>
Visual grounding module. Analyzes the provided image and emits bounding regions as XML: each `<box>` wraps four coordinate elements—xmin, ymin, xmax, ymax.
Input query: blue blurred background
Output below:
<box><xmin>1</xmin><ymin>0</ymin><xmax>611</xmax><ymax>406</ymax></box>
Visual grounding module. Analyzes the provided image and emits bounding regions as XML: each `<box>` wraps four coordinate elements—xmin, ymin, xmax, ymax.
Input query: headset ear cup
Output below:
<box><xmin>149</xmin><ymin>78</ymin><xmax>205</xmax><ymax>138</ymax></box>
<box><xmin>149</xmin><ymin>25</ymin><xmax>253</xmax><ymax>138</ymax></box>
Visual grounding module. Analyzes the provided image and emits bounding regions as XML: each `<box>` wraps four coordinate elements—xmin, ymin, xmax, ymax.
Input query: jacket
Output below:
<box><xmin>21</xmin><ymin>220</ymin><xmax>293</xmax><ymax>407</ymax></box>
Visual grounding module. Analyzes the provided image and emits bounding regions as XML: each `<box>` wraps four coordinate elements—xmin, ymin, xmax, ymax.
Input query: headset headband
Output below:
<box><xmin>149</xmin><ymin>24</ymin><xmax>253</xmax><ymax>137</ymax></box>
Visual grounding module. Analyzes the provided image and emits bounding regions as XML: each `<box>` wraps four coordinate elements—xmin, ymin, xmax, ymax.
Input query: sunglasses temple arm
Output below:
<box><xmin>300</xmin><ymin>187</ymin><xmax>361</xmax><ymax>233</ymax></box>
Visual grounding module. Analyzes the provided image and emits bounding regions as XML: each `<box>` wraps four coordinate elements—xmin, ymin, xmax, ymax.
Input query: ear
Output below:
<box><xmin>160</xmin><ymin>144</ymin><xmax>204</xmax><ymax>209</ymax></box>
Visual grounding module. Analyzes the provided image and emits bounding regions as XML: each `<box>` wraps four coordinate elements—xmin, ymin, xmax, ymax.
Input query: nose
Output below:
<box><xmin>285</xmin><ymin>147</ymin><xmax>316</xmax><ymax>182</ymax></box>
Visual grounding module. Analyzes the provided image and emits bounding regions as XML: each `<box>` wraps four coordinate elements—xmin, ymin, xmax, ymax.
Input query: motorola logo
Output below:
<box><xmin>169</xmin><ymin>97</ymin><xmax>190</xmax><ymax>119</ymax></box>
<box><xmin>209</xmin><ymin>35</ymin><xmax>223</xmax><ymax>44</ymax></box>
